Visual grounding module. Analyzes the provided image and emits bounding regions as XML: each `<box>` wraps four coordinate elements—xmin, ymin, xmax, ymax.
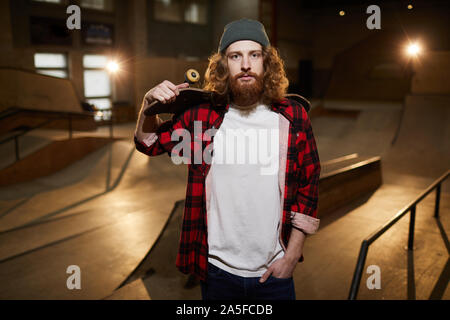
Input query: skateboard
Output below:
<box><xmin>144</xmin><ymin>69</ymin><xmax>311</xmax><ymax>117</ymax></box>
<box><xmin>143</xmin><ymin>89</ymin><xmax>311</xmax><ymax>117</ymax></box>
<box><xmin>144</xmin><ymin>88</ymin><xmax>226</xmax><ymax>116</ymax></box>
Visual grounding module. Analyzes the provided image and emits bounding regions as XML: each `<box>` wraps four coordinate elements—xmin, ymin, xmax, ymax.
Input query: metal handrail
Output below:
<box><xmin>0</xmin><ymin>107</ymin><xmax>96</xmax><ymax>120</ymax></box>
<box><xmin>348</xmin><ymin>169</ymin><xmax>450</xmax><ymax>300</ymax></box>
<box><xmin>0</xmin><ymin>107</ymin><xmax>114</xmax><ymax>162</ymax></box>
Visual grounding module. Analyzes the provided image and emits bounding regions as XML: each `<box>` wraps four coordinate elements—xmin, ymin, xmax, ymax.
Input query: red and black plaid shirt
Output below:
<box><xmin>134</xmin><ymin>98</ymin><xmax>320</xmax><ymax>281</ymax></box>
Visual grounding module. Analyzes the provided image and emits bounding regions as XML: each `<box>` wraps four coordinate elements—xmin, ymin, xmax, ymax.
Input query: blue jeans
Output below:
<box><xmin>201</xmin><ymin>263</ymin><xmax>296</xmax><ymax>300</ymax></box>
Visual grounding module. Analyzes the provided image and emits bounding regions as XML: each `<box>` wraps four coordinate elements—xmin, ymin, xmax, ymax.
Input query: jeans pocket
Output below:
<box><xmin>269</xmin><ymin>275</ymin><xmax>293</xmax><ymax>282</ymax></box>
<box><xmin>208</xmin><ymin>263</ymin><xmax>224</xmax><ymax>278</ymax></box>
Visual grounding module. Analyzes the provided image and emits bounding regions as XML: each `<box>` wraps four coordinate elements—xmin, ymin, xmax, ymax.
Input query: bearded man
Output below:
<box><xmin>134</xmin><ymin>19</ymin><xmax>321</xmax><ymax>300</ymax></box>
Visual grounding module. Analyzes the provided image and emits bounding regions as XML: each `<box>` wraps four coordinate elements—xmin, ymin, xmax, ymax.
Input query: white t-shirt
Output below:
<box><xmin>205</xmin><ymin>104</ymin><xmax>284</xmax><ymax>277</ymax></box>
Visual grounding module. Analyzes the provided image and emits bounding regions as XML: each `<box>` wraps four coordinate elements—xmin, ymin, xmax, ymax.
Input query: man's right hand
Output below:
<box><xmin>136</xmin><ymin>81</ymin><xmax>189</xmax><ymax>136</ymax></box>
<box><xmin>144</xmin><ymin>80</ymin><xmax>189</xmax><ymax>107</ymax></box>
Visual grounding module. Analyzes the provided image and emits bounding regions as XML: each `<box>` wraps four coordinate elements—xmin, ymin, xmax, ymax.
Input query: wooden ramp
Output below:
<box><xmin>319</xmin><ymin>154</ymin><xmax>382</xmax><ymax>217</ymax></box>
<box><xmin>0</xmin><ymin>68</ymin><xmax>83</xmax><ymax>114</ymax></box>
<box><xmin>0</xmin><ymin>137</ymin><xmax>117</xmax><ymax>187</ymax></box>
<box><xmin>0</xmin><ymin>68</ymin><xmax>96</xmax><ymax>135</ymax></box>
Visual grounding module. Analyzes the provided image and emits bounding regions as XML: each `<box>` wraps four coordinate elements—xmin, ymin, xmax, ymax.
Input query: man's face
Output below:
<box><xmin>226</xmin><ymin>40</ymin><xmax>264</xmax><ymax>83</ymax></box>
<box><xmin>225</xmin><ymin>40</ymin><xmax>264</xmax><ymax>107</ymax></box>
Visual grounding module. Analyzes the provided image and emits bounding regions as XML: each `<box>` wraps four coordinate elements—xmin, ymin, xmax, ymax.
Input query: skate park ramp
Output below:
<box><xmin>383</xmin><ymin>95</ymin><xmax>450</xmax><ymax>188</ymax></box>
<box><xmin>0</xmin><ymin>68</ymin><xmax>83</xmax><ymax>113</ymax></box>
<box><xmin>380</xmin><ymin>50</ymin><xmax>450</xmax><ymax>187</ymax></box>
<box><xmin>0</xmin><ymin>125</ymin><xmax>187</xmax><ymax>299</ymax></box>
<box><xmin>0</xmin><ymin>68</ymin><xmax>96</xmax><ymax>135</ymax></box>
<box><xmin>0</xmin><ymin>136</ymin><xmax>117</xmax><ymax>187</ymax></box>
<box><xmin>311</xmin><ymin>99</ymin><xmax>403</xmax><ymax>162</ymax></box>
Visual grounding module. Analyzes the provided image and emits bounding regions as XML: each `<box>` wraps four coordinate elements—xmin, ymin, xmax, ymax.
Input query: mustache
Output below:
<box><xmin>233</xmin><ymin>71</ymin><xmax>259</xmax><ymax>80</ymax></box>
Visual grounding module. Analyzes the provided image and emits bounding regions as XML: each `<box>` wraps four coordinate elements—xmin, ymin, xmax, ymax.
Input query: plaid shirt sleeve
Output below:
<box><xmin>134</xmin><ymin>111</ymin><xmax>191</xmax><ymax>158</ymax></box>
<box><xmin>290</xmin><ymin>106</ymin><xmax>321</xmax><ymax>235</ymax></box>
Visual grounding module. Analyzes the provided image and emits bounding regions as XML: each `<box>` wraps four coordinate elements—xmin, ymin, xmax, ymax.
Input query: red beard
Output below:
<box><xmin>229</xmin><ymin>71</ymin><xmax>263</xmax><ymax>108</ymax></box>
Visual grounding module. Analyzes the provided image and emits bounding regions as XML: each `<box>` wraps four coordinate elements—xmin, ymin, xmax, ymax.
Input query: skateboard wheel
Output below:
<box><xmin>185</xmin><ymin>69</ymin><xmax>200</xmax><ymax>84</ymax></box>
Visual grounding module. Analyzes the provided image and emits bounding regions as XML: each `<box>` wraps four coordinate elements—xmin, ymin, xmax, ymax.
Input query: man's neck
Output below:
<box><xmin>230</xmin><ymin>101</ymin><xmax>267</xmax><ymax>116</ymax></box>
<box><xmin>231</xmin><ymin>101</ymin><xmax>258</xmax><ymax>109</ymax></box>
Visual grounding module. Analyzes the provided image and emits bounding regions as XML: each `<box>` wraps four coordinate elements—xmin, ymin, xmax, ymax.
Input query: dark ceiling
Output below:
<box><xmin>299</xmin><ymin>0</ymin><xmax>450</xmax><ymax>9</ymax></box>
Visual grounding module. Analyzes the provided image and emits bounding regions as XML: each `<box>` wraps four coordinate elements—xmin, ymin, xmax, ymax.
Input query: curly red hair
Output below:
<box><xmin>203</xmin><ymin>46</ymin><xmax>289</xmax><ymax>105</ymax></box>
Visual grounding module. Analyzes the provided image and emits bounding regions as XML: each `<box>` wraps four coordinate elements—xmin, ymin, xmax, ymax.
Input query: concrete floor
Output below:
<box><xmin>0</xmin><ymin>96</ymin><xmax>448</xmax><ymax>299</ymax></box>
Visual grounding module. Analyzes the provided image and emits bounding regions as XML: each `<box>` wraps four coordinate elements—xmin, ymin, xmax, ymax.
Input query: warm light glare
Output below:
<box><xmin>106</xmin><ymin>61</ymin><xmax>120</xmax><ymax>73</ymax></box>
<box><xmin>407</xmin><ymin>4</ymin><xmax>413</xmax><ymax>9</ymax></box>
<box><xmin>339</xmin><ymin>10</ymin><xmax>345</xmax><ymax>16</ymax></box>
<box><xmin>406</xmin><ymin>43</ymin><xmax>421</xmax><ymax>57</ymax></box>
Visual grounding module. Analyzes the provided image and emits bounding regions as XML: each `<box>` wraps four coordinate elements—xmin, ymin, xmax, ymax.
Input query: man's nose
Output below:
<box><xmin>241</xmin><ymin>56</ymin><xmax>251</xmax><ymax>71</ymax></box>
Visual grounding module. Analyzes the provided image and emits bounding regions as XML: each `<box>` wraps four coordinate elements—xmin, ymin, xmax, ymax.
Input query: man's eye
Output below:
<box><xmin>231</xmin><ymin>54</ymin><xmax>239</xmax><ymax>59</ymax></box>
<box><xmin>252</xmin><ymin>52</ymin><xmax>261</xmax><ymax>58</ymax></box>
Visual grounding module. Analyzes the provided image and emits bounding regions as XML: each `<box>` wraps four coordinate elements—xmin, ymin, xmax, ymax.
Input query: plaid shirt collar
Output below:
<box><xmin>214</xmin><ymin>98</ymin><xmax>294</xmax><ymax>123</ymax></box>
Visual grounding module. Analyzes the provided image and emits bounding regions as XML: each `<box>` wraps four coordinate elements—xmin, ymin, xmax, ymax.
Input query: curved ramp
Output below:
<box><xmin>382</xmin><ymin>95</ymin><xmax>450</xmax><ymax>189</ymax></box>
<box><xmin>0</xmin><ymin>68</ymin><xmax>96</xmax><ymax>135</ymax></box>
<box><xmin>0</xmin><ymin>68</ymin><xmax>82</xmax><ymax>113</ymax></box>
<box><xmin>0</xmin><ymin>137</ymin><xmax>116</xmax><ymax>187</ymax></box>
<box><xmin>311</xmin><ymin>100</ymin><xmax>403</xmax><ymax>162</ymax></box>
<box><xmin>0</xmin><ymin>138</ymin><xmax>187</xmax><ymax>299</ymax></box>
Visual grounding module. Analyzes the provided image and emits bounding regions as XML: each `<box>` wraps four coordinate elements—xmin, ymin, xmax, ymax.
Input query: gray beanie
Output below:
<box><xmin>218</xmin><ymin>19</ymin><xmax>270</xmax><ymax>53</ymax></box>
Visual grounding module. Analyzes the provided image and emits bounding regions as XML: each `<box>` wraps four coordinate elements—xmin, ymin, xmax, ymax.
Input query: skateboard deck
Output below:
<box><xmin>144</xmin><ymin>88</ymin><xmax>226</xmax><ymax>117</ymax></box>
<box><xmin>144</xmin><ymin>88</ymin><xmax>310</xmax><ymax>117</ymax></box>
<box><xmin>285</xmin><ymin>93</ymin><xmax>311</xmax><ymax>112</ymax></box>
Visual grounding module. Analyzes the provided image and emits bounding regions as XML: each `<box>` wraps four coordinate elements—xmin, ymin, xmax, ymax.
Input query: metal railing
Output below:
<box><xmin>348</xmin><ymin>169</ymin><xmax>450</xmax><ymax>300</ymax></box>
<box><xmin>0</xmin><ymin>107</ymin><xmax>114</xmax><ymax>162</ymax></box>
